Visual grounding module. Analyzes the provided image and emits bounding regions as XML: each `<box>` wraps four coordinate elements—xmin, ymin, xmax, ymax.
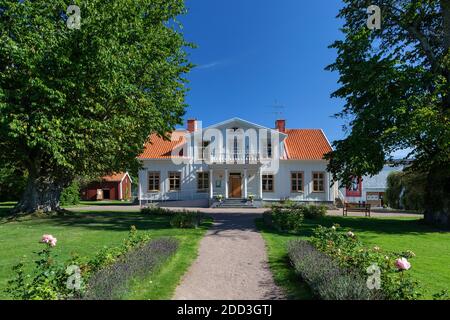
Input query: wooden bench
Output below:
<box><xmin>343</xmin><ymin>202</ymin><xmax>371</xmax><ymax>217</ymax></box>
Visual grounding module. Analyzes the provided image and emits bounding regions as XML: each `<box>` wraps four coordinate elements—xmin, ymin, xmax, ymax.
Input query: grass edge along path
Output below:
<box><xmin>124</xmin><ymin>218</ymin><xmax>213</xmax><ymax>300</ymax></box>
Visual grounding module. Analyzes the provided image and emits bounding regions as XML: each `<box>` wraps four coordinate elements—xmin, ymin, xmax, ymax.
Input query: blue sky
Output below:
<box><xmin>178</xmin><ymin>0</ymin><xmax>347</xmax><ymax>144</ymax></box>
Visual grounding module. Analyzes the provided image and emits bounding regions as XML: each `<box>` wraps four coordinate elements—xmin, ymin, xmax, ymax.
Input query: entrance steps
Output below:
<box><xmin>212</xmin><ymin>199</ymin><xmax>260</xmax><ymax>209</ymax></box>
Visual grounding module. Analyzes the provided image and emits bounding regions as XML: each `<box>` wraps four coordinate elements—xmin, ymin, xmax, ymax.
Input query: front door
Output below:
<box><xmin>229</xmin><ymin>175</ymin><xmax>242</xmax><ymax>198</ymax></box>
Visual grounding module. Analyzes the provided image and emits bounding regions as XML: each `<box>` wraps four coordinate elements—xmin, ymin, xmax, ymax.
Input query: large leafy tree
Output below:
<box><xmin>0</xmin><ymin>0</ymin><xmax>192</xmax><ymax>213</ymax></box>
<box><xmin>326</xmin><ymin>0</ymin><xmax>450</xmax><ymax>226</ymax></box>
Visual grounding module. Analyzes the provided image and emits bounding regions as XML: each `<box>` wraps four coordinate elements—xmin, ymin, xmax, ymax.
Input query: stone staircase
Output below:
<box><xmin>213</xmin><ymin>198</ymin><xmax>260</xmax><ymax>209</ymax></box>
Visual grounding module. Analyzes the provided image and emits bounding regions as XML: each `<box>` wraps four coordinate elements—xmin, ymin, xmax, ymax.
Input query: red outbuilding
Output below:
<box><xmin>81</xmin><ymin>172</ymin><xmax>132</xmax><ymax>201</ymax></box>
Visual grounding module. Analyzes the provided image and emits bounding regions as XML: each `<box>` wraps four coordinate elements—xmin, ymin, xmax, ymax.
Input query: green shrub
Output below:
<box><xmin>5</xmin><ymin>226</ymin><xmax>155</xmax><ymax>300</ymax></box>
<box><xmin>386</xmin><ymin>171</ymin><xmax>426</xmax><ymax>211</ymax></box>
<box><xmin>140</xmin><ymin>205</ymin><xmax>172</xmax><ymax>215</ymax></box>
<box><xmin>308</xmin><ymin>225</ymin><xmax>422</xmax><ymax>300</ymax></box>
<box><xmin>170</xmin><ymin>211</ymin><xmax>203</xmax><ymax>229</ymax></box>
<box><xmin>303</xmin><ymin>205</ymin><xmax>327</xmax><ymax>219</ymax></box>
<box><xmin>60</xmin><ymin>180</ymin><xmax>80</xmax><ymax>206</ymax></box>
<box><xmin>288</xmin><ymin>240</ymin><xmax>378</xmax><ymax>300</ymax></box>
<box><xmin>265</xmin><ymin>206</ymin><xmax>304</xmax><ymax>232</ymax></box>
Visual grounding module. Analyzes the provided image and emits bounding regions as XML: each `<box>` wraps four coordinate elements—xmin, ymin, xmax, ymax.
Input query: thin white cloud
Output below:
<box><xmin>196</xmin><ymin>59</ymin><xmax>230</xmax><ymax>70</ymax></box>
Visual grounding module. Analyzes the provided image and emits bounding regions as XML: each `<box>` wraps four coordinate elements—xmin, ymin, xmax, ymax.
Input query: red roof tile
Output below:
<box><xmin>138</xmin><ymin>131</ymin><xmax>186</xmax><ymax>159</ymax></box>
<box><xmin>138</xmin><ymin>129</ymin><xmax>332</xmax><ymax>161</ymax></box>
<box><xmin>284</xmin><ymin>129</ymin><xmax>332</xmax><ymax>160</ymax></box>
<box><xmin>102</xmin><ymin>172</ymin><xmax>127</xmax><ymax>182</ymax></box>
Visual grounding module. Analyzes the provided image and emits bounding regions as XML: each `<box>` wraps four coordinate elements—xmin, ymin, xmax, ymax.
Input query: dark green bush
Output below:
<box><xmin>140</xmin><ymin>205</ymin><xmax>172</xmax><ymax>215</ymax></box>
<box><xmin>266</xmin><ymin>206</ymin><xmax>304</xmax><ymax>232</ymax></box>
<box><xmin>0</xmin><ymin>166</ymin><xmax>27</xmax><ymax>202</ymax></box>
<box><xmin>303</xmin><ymin>205</ymin><xmax>327</xmax><ymax>219</ymax></box>
<box><xmin>170</xmin><ymin>211</ymin><xmax>203</xmax><ymax>229</ymax></box>
<box><xmin>60</xmin><ymin>180</ymin><xmax>80</xmax><ymax>206</ymax></box>
<box><xmin>386</xmin><ymin>171</ymin><xmax>426</xmax><ymax>211</ymax></box>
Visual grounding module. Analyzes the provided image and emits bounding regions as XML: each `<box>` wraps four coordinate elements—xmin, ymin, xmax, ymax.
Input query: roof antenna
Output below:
<box><xmin>266</xmin><ymin>99</ymin><xmax>286</xmax><ymax>119</ymax></box>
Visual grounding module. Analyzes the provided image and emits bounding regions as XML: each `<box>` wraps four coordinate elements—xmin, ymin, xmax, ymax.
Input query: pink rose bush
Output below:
<box><xmin>41</xmin><ymin>234</ymin><xmax>57</xmax><ymax>247</ymax></box>
<box><xmin>309</xmin><ymin>225</ymin><xmax>421</xmax><ymax>299</ymax></box>
<box><xmin>395</xmin><ymin>257</ymin><xmax>411</xmax><ymax>271</ymax></box>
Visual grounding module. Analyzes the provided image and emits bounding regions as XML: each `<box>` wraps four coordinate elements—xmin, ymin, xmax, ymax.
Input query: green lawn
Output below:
<box><xmin>257</xmin><ymin>216</ymin><xmax>450</xmax><ymax>300</ymax></box>
<box><xmin>0</xmin><ymin>203</ymin><xmax>211</xmax><ymax>300</ymax></box>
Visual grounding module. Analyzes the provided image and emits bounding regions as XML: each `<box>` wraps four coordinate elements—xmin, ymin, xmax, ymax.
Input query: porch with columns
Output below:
<box><xmin>208</xmin><ymin>165</ymin><xmax>263</xmax><ymax>200</ymax></box>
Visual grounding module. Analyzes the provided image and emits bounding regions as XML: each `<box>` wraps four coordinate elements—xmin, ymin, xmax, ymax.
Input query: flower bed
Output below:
<box><xmin>304</xmin><ymin>225</ymin><xmax>421</xmax><ymax>300</ymax></box>
<box><xmin>83</xmin><ymin>237</ymin><xmax>178</xmax><ymax>300</ymax></box>
<box><xmin>288</xmin><ymin>240</ymin><xmax>377</xmax><ymax>300</ymax></box>
<box><xmin>6</xmin><ymin>226</ymin><xmax>179</xmax><ymax>300</ymax></box>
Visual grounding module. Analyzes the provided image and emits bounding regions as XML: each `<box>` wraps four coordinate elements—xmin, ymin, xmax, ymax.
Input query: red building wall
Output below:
<box><xmin>81</xmin><ymin>181</ymin><xmax>120</xmax><ymax>201</ymax></box>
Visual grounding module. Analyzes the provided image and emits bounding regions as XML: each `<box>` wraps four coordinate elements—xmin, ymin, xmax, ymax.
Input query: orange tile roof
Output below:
<box><xmin>138</xmin><ymin>129</ymin><xmax>332</xmax><ymax>161</ymax></box>
<box><xmin>284</xmin><ymin>129</ymin><xmax>332</xmax><ymax>160</ymax></box>
<box><xmin>138</xmin><ymin>131</ymin><xmax>187</xmax><ymax>159</ymax></box>
<box><xmin>102</xmin><ymin>172</ymin><xmax>127</xmax><ymax>182</ymax></box>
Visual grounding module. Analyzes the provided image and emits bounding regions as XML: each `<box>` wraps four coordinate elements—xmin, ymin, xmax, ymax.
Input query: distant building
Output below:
<box><xmin>342</xmin><ymin>162</ymin><xmax>408</xmax><ymax>207</ymax></box>
<box><xmin>81</xmin><ymin>172</ymin><xmax>132</xmax><ymax>201</ymax></box>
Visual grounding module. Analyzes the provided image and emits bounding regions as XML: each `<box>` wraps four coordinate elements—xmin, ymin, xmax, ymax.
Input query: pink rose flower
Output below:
<box><xmin>41</xmin><ymin>234</ymin><xmax>57</xmax><ymax>247</ymax></box>
<box><xmin>347</xmin><ymin>231</ymin><xmax>355</xmax><ymax>237</ymax></box>
<box><xmin>395</xmin><ymin>257</ymin><xmax>411</xmax><ymax>271</ymax></box>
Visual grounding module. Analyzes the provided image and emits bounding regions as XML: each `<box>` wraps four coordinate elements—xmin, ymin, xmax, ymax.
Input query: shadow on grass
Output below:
<box><xmin>0</xmin><ymin>203</ymin><xmax>14</xmax><ymax>219</ymax></box>
<box><xmin>75</xmin><ymin>201</ymin><xmax>135</xmax><ymax>207</ymax></box>
<box><xmin>10</xmin><ymin>210</ymin><xmax>211</xmax><ymax>234</ymax></box>
<box><xmin>308</xmin><ymin>216</ymin><xmax>447</xmax><ymax>235</ymax></box>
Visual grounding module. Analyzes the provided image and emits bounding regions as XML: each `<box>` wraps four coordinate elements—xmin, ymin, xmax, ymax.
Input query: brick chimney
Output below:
<box><xmin>187</xmin><ymin>119</ymin><xmax>198</xmax><ymax>132</ymax></box>
<box><xmin>275</xmin><ymin>119</ymin><xmax>286</xmax><ymax>133</ymax></box>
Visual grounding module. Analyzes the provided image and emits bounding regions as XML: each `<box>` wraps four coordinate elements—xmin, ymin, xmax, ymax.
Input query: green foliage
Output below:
<box><xmin>386</xmin><ymin>171</ymin><xmax>426</xmax><ymax>211</ymax></box>
<box><xmin>140</xmin><ymin>205</ymin><xmax>172</xmax><ymax>216</ymax></box>
<box><xmin>5</xmin><ymin>226</ymin><xmax>153</xmax><ymax>300</ymax></box>
<box><xmin>303</xmin><ymin>205</ymin><xmax>327</xmax><ymax>220</ymax></box>
<box><xmin>386</xmin><ymin>172</ymin><xmax>404</xmax><ymax>209</ymax></box>
<box><xmin>265</xmin><ymin>206</ymin><xmax>304</xmax><ymax>233</ymax></box>
<box><xmin>170</xmin><ymin>211</ymin><xmax>203</xmax><ymax>229</ymax></box>
<box><xmin>309</xmin><ymin>225</ymin><xmax>421</xmax><ymax>300</ymax></box>
<box><xmin>6</xmin><ymin>244</ymin><xmax>72</xmax><ymax>300</ymax></box>
<box><xmin>0</xmin><ymin>166</ymin><xmax>27</xmax><ymax>202</ymax></box>
<box><xmin>0</xmin><ymin>0</ymin><xmax>193</xmax><ymax>211</ymax></box>
<box><xmin>324</xmin><ymin>1</ymin><xmax>450</xmax><ymax>225</ymax></box>
<box><xmin>59</xmin><ymin>180</ymin><xmax>80</xmax><ymax>206</ymax></box>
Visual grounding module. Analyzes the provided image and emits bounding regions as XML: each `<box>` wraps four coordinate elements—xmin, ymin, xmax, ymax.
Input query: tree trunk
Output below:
<box><xmin>423</xmin><ymin>164</ymin><xmax>450</xmax><ymax>228</ymax></box>
<box><xmin>13</xmin><ymin>174</ymin><xmax>65</xmax><ymax>214</ymax></box>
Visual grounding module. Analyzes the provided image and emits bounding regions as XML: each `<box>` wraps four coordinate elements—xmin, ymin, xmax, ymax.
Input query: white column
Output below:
<box><xmin>225</xmin><ymin>168</ymin><xmax>229</xmax><ymax>199</ymax></box>
<box><xmin>244</xmin><ymin>169</ymin><xmax>248</xmax><ymax>199</ymax></box>
<box><xmin>258</xmin><ymin>168</ymin><xmax>263</xmax><ymax>200</ymax></box>
<box><xmin>209</xmin><ymin>169</ymin><xmax>214</xmax><ymax>199</ymax></box>
<box><xmin>138</xmin><ymin>178</ymin><xmax>142</xmax><ymax>207</ymax></box>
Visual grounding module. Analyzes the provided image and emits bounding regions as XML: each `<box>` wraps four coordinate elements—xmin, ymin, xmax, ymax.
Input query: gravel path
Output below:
<box><xmin>173</xmin><ymin>211</ymin><xmax>285</xmax><ymax>300</ymax></box>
